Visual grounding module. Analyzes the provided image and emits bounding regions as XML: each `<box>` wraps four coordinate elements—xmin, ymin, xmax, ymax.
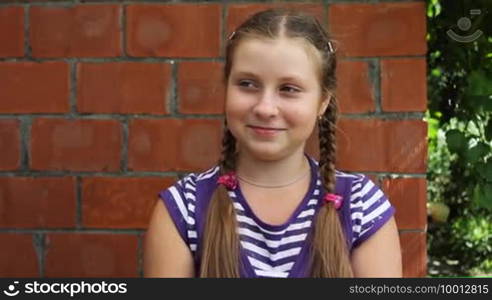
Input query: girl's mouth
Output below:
<box><xmin>247</xmin><ymin>125</ymin><xmax>286</xmax><ymax>137</ymax></box>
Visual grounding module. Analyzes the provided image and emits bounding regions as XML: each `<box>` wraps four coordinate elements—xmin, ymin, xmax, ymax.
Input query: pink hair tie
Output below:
<box><xmin>217</xmin><ymin>172</ymin><xmax>238</xmax><ymax>190</ymax></box>
<box><xmin>323</xmin><ymin>193</ymin><xmax>343</xmax><ymax>210</ymax></box>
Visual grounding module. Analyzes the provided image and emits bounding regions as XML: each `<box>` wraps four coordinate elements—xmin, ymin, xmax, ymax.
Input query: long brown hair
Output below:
<box><xmin>199</xmin><ymin>8</ymin><xmax>353</xmax><ymax>277</ymax></box>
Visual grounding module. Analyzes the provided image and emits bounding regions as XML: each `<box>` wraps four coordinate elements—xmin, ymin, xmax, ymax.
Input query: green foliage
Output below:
<box><xmin>426</xmin><ymin>0</ymin><xmax>492</xmax><ymax>277</ymax></box>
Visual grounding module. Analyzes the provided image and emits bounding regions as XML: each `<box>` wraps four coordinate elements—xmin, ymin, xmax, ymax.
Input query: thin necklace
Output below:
<box><xmin>237</xmin><ymin>166</ymin><xmax>310</xmax><ymax>189</ymax></box>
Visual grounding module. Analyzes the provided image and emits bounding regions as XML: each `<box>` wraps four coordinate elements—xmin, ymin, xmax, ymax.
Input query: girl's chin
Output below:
<box><xmin>241</xmin><ymin>143</ymin><xmax>288</xmax><ymax>161</ymax></box>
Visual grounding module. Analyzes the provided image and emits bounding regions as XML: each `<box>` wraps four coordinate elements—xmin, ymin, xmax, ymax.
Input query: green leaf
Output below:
<box><xmin>428</xmin><ymin>117</ymin><xmax>439</xmax><ymax>140</ymax></box>
<box><xmin>466</xmin><ymin>71</ymin><xmax>492</xmax><ymax>113</ymax></box>
<box><xmin>486</xmin><ymin>119</ymin><xmax>492</xmax><ymax>141</ymax></box>
<box><xmin>482</xmin><ymin>159</ymin><xmax>492</xmax><ymax>182</ymax></box>
<box><xmin>473</xmin><ymin>184</ymin><xmax>492</xmax><ymax>211</ymax></box>
<box><xmin>427</xmin><ymin>0</ymin><xmax>442</xmax><ymax>17</ymax></box>
<box><xmin>477</xmin><ymin>162</ymin><xmax>487</xmax><ymax>179</ymax></box>
<box><xmin>468</xmin><ymin>96</ymin><xmax>492</xmax><ymax>112</ymax></box>
<box><xmin>465</xmin><ymin>143</ymin><xmax>490</xmax><ymax>164</ymax></box>
<box><xmin>486</xmin><ymin>98</ymin><xmax>492</xmax><ymax>112</ymax></box>
<box><xmin>446</xmin><ymin>130</ymin><xmax>467</xmax><ymax>153</ymax></box>
<box><xmin>431</xmin><ymin>68</ymin><xmax>442</xmax><ymax>77</ymax></box>
<box><xmin>467</xmin><ymin>71</ymin><xmax>492</xmax><ymax>96</ymax></box>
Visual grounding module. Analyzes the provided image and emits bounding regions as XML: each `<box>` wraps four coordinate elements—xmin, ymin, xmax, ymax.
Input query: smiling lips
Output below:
<box><xmin>247</xmin><ymin>125</ymin><xmax>286</xmax><ymax>137</ymax></box>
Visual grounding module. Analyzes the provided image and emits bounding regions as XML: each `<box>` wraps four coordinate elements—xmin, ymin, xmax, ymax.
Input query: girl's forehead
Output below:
<box><xmin>231</xmin><ymin>37</ymin><xmax>321</xmax><ymax>78</ymax></box>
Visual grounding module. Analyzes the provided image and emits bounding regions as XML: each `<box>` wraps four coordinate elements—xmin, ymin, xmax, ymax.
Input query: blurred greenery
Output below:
<box><xmin>426</xmin><ymin>0</ymin><xmax>492</xmax><ymax>276</ymax></box>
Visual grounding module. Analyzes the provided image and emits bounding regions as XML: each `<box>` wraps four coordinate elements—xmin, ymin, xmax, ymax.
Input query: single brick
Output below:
<box><xmin>127</xmin><ymin>4</ymin><xmax>221</xmax><ymax>57</ymax></box>
<box><xmin>0</xmin><ymin>177</ymin><xmax>76</xmax><ymax>228</ymax></box>
<box><xmin>128</xmin><ymin>118</ymin><xmax>222</xmax><ymax>172</ymax></box>
<box><xmin>0</xmin><ymin>234</ymin><xmax>39</xmax><ymax>277</ymax></box>
<box><xmin>329</xmin><ymin>2</ymin><xmax>427</xmax><ymax>57</ymax></box>
<box><xmin>178</xmin><ymin>61</ymin><xmax>225</xmax><ymax>114</ymax></box>
<box><xmin>337</xmin><ymin>60</ymin><xmax>375</xmax><ymax>113</ymax></box>
<box><xmin>30</xmin><ymin>5</ymin><xmax>121</xmax><ymax>57</ymax></box>
<box><xmin>382</xmin><ymin>177</ymin><xmax>427</xmax><ymax>230</ymax></box>
<box><xmin>381</xmin><ymin>58</ymin><xmax>427</xmax><ymax>112</ymax></box>
<box><xmin>0</xmin><ymin>62</ymin><xmax>69</xmax><ymax>113</ymax></box>
<box><xmin>31</xmin><ymin>118</ymin><xmax>122</xmax><ymax>171</ymax></box>
<box><xmin>78</xmin><ymin>62</ymin><xmax>171</xmax><ymax>114</ymax></box>
<box><xmin>82</xmin><ymin>176</ymin><xmax>176</xmax><ymax>228</ymax></box>
<box><xmin>0</xmin><ymin>6</ymin><xmax>24</xmax><ymax>57</ymax></box>
<box><xmin>337</xmin><ymin>118</ymin><xmax>427</xmax><ymax>173</ymax></box>
<box><xmin>45</xmin><ymin>233</ymin><xmax>138</xmax><ymax>277</ymax></box>
<box><xmin>400</xmin><ymin>232</ymin><xmax>427</xmax><ymax>277</ymax></box>
<box><xmin>0</xmin><ymin>119</ymin><xmax>21</xmax><ymax>170</ymax></box>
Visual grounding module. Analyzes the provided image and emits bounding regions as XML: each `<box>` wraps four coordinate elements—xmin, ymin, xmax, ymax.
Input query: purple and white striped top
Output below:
<box><xmin>158</xmin><ymin>154</ymin><xmax>395</xmax><ymax>277</ymax></box>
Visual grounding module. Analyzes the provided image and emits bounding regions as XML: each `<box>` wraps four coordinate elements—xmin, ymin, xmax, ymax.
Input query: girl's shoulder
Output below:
<box><xmin>169</xmin><ymin>165</ymin><xmax>221</xmax><ymax>192</ymax></box>
<box><xmin>334</xmin><ymin>170</ymin><xmax>395</xmax><ymax>249</ymax></box>
<box><xmin>334</xmin><ymin>169</ymin><xmax>380</xmax><ymax>197</ymax></box>
<box><xmin>161</xmin><ymin>165</ymin><xmax>221</xmax><ymax>205</ymax></box>
<box><xmin>157</xmin><ymin>165</ymin><xmax>221</xmax><ymax>254</ymax></box>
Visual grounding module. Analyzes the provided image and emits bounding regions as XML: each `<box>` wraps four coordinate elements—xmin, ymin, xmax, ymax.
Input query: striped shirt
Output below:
<box><xmin>158</xmin><ymin>155</ymin><xmax>395</xmax><ymax>277</ymax></box>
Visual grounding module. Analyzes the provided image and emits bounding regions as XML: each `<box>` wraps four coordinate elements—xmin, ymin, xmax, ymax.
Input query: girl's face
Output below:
<box><xmin>225</xmin><ymin>37</ymin><xmax>330</xmax><ymax>161</ymax></box>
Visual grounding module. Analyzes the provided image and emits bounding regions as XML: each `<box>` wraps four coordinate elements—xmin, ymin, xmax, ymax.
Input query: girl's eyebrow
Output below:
<box><xmin>233</xmin><ymin>71</ymin><xmax>304</xmax><ymax>83</ymax></box>
<box><xmin>232</xmin><ymin>71</ymin><xmax>259</xmax><ymax>79</ymax></box>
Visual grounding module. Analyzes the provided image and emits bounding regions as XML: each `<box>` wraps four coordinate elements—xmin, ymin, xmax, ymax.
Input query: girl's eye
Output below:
<box><xmin>280</xmin><ymin>85</ymin><xmax>300</xmax><ymax>93</ymax></box>
<box><xmin>238</xmin><ymin>80</ymin><xmax>257</xmax><ymax>89</ymax></box>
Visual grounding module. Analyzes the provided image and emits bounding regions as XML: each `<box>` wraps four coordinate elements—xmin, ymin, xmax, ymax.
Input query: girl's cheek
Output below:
<box><xmin>226</xmin><ymin>95</ymin><xmax>251</xmax><ymax>116</ymax></box>
<box><xmin>225</xmin><ymin>102</ymin><xmax>247</xmax><ymax>125</ymax></box>
<box><xmin>283</xmin><ymin>106</ymin><xmax>310</xmax><ymax>123</ymax></box>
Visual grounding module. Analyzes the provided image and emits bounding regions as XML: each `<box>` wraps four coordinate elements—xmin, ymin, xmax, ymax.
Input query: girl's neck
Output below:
<box><xmin>236</xmin><ymin>148</ymin><xmax>309</xmax><ymax>187</ymax></box>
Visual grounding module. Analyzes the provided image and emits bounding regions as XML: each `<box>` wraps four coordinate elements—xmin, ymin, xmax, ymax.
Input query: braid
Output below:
<box><xmin>318</xmin><ymin>98</ymin><xmax>338</xmax><ymax>194</ymax></box>
<box><xmin>199</xmin><ymin>121</ymin><xmax>240</xmax><ymax>277</ymax></box>
<box><xmin>219</xmin><ymin>122</ymin><xmax>237</xmax><ymax>173</ymax></box>
<box><xmin>310</xmin><ymin>96</ymin><xmax>353</xmax><ymax>277</ymax></box>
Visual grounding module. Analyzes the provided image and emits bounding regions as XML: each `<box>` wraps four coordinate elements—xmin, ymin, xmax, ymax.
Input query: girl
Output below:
<box><xmin>144</xmin><ymin>8</ymin><xmax>402</xmax><ymax>278</ymax></box>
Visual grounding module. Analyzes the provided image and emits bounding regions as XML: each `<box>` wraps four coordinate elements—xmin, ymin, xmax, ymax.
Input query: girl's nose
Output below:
<box><xmin>252</xmin><ymin>90</ymin><xmax>279</xmax><ymax>120</ymax></box>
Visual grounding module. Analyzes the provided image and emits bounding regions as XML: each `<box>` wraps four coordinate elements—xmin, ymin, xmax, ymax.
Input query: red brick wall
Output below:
<box><xmin>0</xmin><ymin>1</ymin><xmax>428</xmax><ymax>278</ymax></box>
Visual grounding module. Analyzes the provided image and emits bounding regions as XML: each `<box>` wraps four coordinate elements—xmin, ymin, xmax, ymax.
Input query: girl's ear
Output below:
<box><xmin>318</xmin><ymin>93</ymin><xmax>331</xmax><ymax>117</ymax></box>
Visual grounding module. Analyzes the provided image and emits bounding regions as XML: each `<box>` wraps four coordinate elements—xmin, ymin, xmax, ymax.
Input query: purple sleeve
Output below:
<box><xmin>158</xmin><ymin>178</ymin><xmax>194</xmax><ymax>247</ymax></box>
<box><xmin>351</xmin><ymin>175</ymin><xmax>395</xmax><ymax>248</ymax></box>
